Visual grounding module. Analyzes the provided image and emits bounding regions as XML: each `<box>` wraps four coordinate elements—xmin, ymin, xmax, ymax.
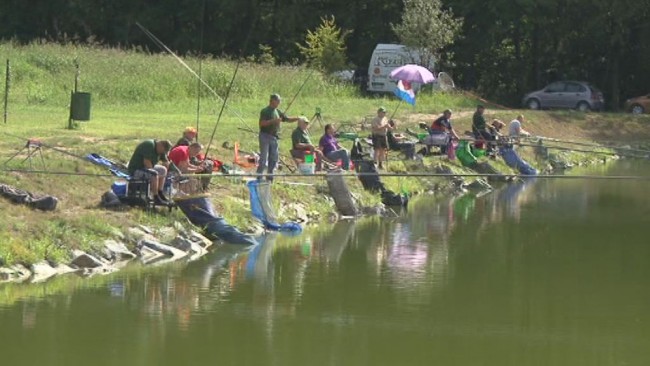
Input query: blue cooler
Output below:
<box><xmin>111</xmin><ymin>180</ymin><xmax>128</xmax><ymax>197</ymax></box>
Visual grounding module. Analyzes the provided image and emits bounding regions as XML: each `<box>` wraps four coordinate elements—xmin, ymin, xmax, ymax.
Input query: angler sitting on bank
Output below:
<box><xmin>168</xmin><ymin>142</ymin><xmax>213</xmax><ymax>190</ymax></box>
<box><xmin>426</xmin><ymin>109</ymin><xmax>459</xmax><ymax>154</ymax></box>
<box><xmin>320</xmin><ymin>124</ymin><xmax>351</xmax><ymax>170</ymax></box>
<box><xmin>175</xmin><ymin>126</ymin><xmax>197</xmax><ymax>148</ymax></box>
<box><xmin>290</xmin><ymin>116</ymin><xmax>323</xmax><ymax>171</ymax></box>
<box><xmin>127</xmin><ymin>139</ymin><xmax>173</xmax><ymax>205</ymax></box>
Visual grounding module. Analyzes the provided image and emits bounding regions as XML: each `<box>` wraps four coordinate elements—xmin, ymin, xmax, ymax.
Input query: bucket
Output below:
<box><xmin>474</xmin><ymin>148</ymin><xmax>487</xmax><ymax>157</ymax></box>
<box><xmin>417</xmin><ymin>133</ymin><xmax>428</xmax><ymax>141</ymax></box>
<box><xmin>304</xmin><ymin>153</ymin><xmax>314</xmax><ymax>163</ymax></box>
<box><xmin>298</xmin><ymin>163</ymin><xmax>315</xmax><ymax>174</ymax></box>
<box><xmin>111</xmin><ymin>180</ymin><xmax>128</xmax><ymax>197</ymax></box>
<box><xmin>447</xmin><ymin>141</ymin><xmax>457</xmax><ymax>160</ymax></box>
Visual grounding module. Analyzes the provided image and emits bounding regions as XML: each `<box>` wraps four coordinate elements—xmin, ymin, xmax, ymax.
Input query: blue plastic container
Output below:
<box><xmin>111</xmin><ymin>181</ymin><xmax>128</xmax><ymax>197</ymax></box>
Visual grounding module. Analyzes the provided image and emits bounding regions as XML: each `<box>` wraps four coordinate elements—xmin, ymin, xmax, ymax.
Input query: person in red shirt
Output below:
<box><xmin>169</xmin><ymin>142</ymin><xmax>213</xmax><ymax>190</ymax></box>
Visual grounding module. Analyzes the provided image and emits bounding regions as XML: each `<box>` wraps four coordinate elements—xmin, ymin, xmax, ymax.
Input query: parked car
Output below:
<box><xmin>522</xmin><ymin>81</ymin><xmax>604</xmax><ymax>111</ymax></box>
<box><xmin>624</xmin><ymin>94</ymin><xmax>650</xmax><ymax>114</ymax></box>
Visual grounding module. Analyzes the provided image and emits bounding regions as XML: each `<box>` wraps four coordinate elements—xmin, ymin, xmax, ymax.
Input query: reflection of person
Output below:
<box><xmin>257</xmin><ymin>94</ymin><xmax>299</xmax><ymax>182</ymax></box>
<box><xmin>509</xmin><ymin>115</ymin><xmax>531</xmax><ymax>139</ymax></box>
<box><xmin>319</xmin><ymin>124</ymin><xmax>350</xmax><ymax>170</ymax></box>
<box><xmin>371</xmin><ymin>107</ymin><xmax>392</xmax><ymax>169</ymax></box>
<box><xmin>127</xmin><ymin>139</ymin><xmax>172</xmax><ymax>204</ymax></box>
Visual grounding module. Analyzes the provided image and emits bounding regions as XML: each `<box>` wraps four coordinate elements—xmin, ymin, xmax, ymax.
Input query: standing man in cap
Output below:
<box><xmin>127</xmin><ymin>139</ymin><xmax>173</xmax><ymax>204</ymax></box>
<box><xmin>257</xmin><ymin>93</ymin><xmax>299</xmax><ymax>182</ymax></box>
<box><xmin>371</xmin><ymin>106</ymin><xmax>392</xmax><ymax>169</ymax></box>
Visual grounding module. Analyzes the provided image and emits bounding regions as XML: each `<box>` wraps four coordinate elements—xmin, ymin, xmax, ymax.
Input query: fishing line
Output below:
<box><xmin>135</xmin><ymin>22</ymin><xmax>253</xmax><ymax>132</ymax></box>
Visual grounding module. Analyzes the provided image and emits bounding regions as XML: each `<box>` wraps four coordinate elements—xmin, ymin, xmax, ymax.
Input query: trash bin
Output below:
<box><xmin>70</xmin><ymin>92</ymin><xmax>91</xmax><ymax>121</ymax></box>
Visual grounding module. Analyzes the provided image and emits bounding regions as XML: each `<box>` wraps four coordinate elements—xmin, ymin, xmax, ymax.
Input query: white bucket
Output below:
<box><xmin>298</xmin><ymin>163</ymin><xmax>315</xmax><ymax>175</ymax></box>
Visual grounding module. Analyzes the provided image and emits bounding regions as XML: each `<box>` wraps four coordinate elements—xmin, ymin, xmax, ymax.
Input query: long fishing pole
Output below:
<box><xmin>3</xmin><ymin>59</ymin><xmax>9</xmax><ymax>124</ymax></box>
<box><xmin>202</xmin><ymin>12</ymin><xmax>258</xmax><ymax>158</ymax></box>
<box><xmin>135</xmin><ymin>22</ymin><xmax>254</xmax><ymax>133</ymax></box>
<box><xmin>194</xmin><ymin>0</ymin><xmax>207</xmax><ymax>142</ymax></box>
<box><xmin>204</xmin><ymin>61</ymin><xmax>242</xmax><ymax>158</ymax></box>
<box><xmin>3</xmin><ymin>168</ymin><xmax>648</xmax><ymax>181</ymax></box>
<box><xmin>514</xmin><ymin>141</ymin><xmax>648</xmax><ymax>157</ymax></box>
<box><xmin>523</xmin><ymin>135</ymin><xmax>650</xmax><ymax>155</ymax></box>
<box><xmin>282</xmin><ymin>68</ymin><xmax>315</xmax><ymax>115</ymax></box>
<box><xmin>389</xmin><ymin>99</ymin><xmax>403</xmax><ymax>121</ymax></box>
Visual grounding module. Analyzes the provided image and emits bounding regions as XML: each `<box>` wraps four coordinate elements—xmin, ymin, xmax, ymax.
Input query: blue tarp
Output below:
<box><xmin>247</xmin><ymin>180</ymin><xmax>302</xmax><ymax>234</ymax></box>
<box><xmin>499</xmin><ymin>147</ymin><xmax>538</xmax><ymax>175</ymax></box>
<box><xmin>176</xmin><ymin>196</ymin><xmax>258</xmax><ymax>246</ymax></box>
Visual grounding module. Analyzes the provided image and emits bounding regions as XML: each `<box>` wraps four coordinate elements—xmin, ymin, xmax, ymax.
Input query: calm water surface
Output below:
<box><xmin>1</xmin><ymin>162</ymin><xmax>649</xmax><ymax>366</ymax></box>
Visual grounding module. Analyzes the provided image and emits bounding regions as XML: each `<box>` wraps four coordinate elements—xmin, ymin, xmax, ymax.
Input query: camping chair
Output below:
<box><xmin>86</xmin><ymin>153</ymin><xmax>174</xmax><ymax>211</ymax></box>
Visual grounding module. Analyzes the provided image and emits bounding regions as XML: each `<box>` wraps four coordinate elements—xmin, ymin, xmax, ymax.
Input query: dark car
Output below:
<box><xmin>522</xmin><ymin>81</ymin><xmax>604</xmax><ymax>111</ymax></box>
<box><xmin>624</xmin><ymin>94</ymin><xmax>650</xmax><ymax>114</ymax></box>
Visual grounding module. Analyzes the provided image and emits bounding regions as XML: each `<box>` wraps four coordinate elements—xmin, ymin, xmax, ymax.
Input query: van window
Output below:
<box><xmin>545</xmin><ymin>82</ymin><xmax>565</xmax><ymax>93</ymax></box>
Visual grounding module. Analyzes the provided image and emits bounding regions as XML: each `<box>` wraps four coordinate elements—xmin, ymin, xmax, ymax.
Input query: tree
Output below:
<box><xmin>391</xmin><ymin>0</ymin><xmax>463</xmax><ymax>70</ymax></box>
<box><xmin>296</xmin><ymin>16</ymin><xmax>350</xmax><ymax>74</ymax></box>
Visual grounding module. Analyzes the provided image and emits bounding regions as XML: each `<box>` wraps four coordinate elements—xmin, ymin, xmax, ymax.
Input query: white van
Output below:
<box><xmin>366</xmin><ymin>44</ymin><xmax>433</xmax><ymax>93</ymax></box>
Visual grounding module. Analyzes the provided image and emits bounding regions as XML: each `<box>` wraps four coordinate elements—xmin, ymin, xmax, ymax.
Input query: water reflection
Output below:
<box><xmin>2</xmin><ymin>162</ymin><xmax>650</xmax><ymax>365</ymax></box>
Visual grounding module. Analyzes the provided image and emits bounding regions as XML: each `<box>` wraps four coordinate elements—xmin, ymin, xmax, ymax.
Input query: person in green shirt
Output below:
<box><xmin>290</xmin><ymin>116</ymin><xmax>323</xmax><ymax>170</ymax></box>
<box><xmin>257</xmin><ymin>93</ymin><xmax>299</xmax><ymax>181</ymax></box>
<box><xmin>127</xmin><ymin>139</ymin><xmax>172</xmax><ymax>204</ymax></box>
<box><xmin>473</xmin><ymin>104</ymin><xmax>499</xmax><ymax>140</ymax></box>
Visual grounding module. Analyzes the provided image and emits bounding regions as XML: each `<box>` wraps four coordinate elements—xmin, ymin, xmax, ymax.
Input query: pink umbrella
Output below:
<box><xmin>389</xmin><ymin>64</ymin><xmax>435</xmax><ymax>84</ymax></box>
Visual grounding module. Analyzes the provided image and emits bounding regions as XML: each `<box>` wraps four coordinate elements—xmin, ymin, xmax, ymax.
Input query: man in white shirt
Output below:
<box><xmin>509</xmin><ymin>114</ymin><xmax>530</xmax><ymax>139</ymax></box>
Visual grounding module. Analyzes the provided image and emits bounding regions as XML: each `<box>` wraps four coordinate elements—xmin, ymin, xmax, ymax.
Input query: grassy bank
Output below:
<box><xmin>1</xmin><ymin>42</ymin><xmax>649</xmax><ymax>267</ymax></box>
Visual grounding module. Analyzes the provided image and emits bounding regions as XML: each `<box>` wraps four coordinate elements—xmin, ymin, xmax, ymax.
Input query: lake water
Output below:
<box><xmin>1</xmin><ymin>161</ymin><xmax>649</xmax><ymax>366</ymax></box>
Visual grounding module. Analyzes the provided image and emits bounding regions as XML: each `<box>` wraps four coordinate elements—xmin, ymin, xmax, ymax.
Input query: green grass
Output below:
<box><xmin>0</xmin><ymin>41</ymin><xmax>649</xmax><ymax>267</ymax></box>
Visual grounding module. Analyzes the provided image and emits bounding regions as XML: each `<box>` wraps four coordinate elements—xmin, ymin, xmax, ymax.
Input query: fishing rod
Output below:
<box><xmin>282</xmin><ymin>68</ymin><xmax>315</xmax><ymax>116</ymax></box>
<box><xmin>3</xmin><ymin>168</ymin><xmax>649</xmax><ymax>181</ymax></box>
<box><xmin>135</xmin><ymin>22</ymin><xmax>253</xmax><ymax>133</ymax></box>
<box><xmin>522</xmin><ymin>135</ymin><xmax>650</xmax><ymax>155</ymax></box>
<box><xmin>203</xmin><ymin>13</ymin><xmax>258</xmax><ymax>159</ymax></box>
<box><xmin>194</xmin><ymin>0</ymin><xmax>207</xmax><ymax>141</ymax></box>
<box><xmin>204</xmin><ymin>61</ymin><xmax>242</xmax><ymax>159</ymax></box>
<box><xmin>513</xmin><ymin>141</ymin><xmax>648</xmax><ymax>158</ymax></box>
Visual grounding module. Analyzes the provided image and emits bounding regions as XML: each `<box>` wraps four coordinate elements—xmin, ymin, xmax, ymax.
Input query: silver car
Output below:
<box><xmin>522</xmin><ymin>81</ymin><xmax>604</xmax><ymax>111</ymax></box>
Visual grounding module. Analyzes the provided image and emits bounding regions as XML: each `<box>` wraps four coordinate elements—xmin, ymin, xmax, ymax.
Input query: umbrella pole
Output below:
<box><xmin>389</xmin><ymin>99</ymin><xmax>403</xmax><ymax>121</ymax></box>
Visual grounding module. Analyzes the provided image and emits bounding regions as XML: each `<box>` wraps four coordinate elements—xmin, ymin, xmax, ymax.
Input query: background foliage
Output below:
<box><xmin>0</xmin><ymin>0</ymin><xmax>649</xmax><ymax>108</ymax></box>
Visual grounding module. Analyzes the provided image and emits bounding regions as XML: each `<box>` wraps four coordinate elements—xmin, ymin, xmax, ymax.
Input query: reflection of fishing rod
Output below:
<box><xmin>135</xmin><ymin>22</ymin><xmax>253</xmax><ymax>133</ymax></box>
